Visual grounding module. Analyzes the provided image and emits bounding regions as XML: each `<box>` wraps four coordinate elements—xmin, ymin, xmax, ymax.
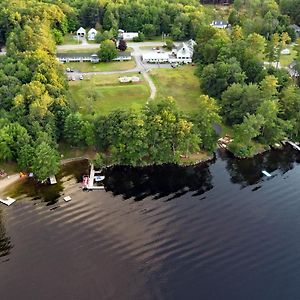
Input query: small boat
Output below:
<box><xmin>94</xmin><ymin>175</ymin><xmax>105</xmax><ymax>182</ymax></box>
<box><xmin>262</xmin><ymin>170</ymin><xmax>272</xmax><ymax>177</ymax></box>
<box><xmin>82</xmin><ymin>175</ymin><xmax>89</xmax><ymax>190</ymax></box>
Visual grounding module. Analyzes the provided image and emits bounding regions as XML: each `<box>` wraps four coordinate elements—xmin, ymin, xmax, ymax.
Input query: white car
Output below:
<box><xmin>79</xmin><ymin>75</ymin><xmax>84</xmax><ymax>80</ymax></box>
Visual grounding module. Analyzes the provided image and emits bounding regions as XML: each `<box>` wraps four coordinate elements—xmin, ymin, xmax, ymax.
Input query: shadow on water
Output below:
<box><xmin>105</xmin><ymin>162</ymin><xmax>214</xmax><ymax>201</ymax></box>
<box><xmin>219</xmin><ymin>146</ymin><xmax>300</xmax><ymax>187</ymax></box>
<box><xmin>3</xmin><ymin>160</ymin><xmax>90</xmax><ymax>205</ymax></box>
<box><xmin>0</xmin><ymin>211</ymin><xmax>12</xmax><ymax>259</ymax></box>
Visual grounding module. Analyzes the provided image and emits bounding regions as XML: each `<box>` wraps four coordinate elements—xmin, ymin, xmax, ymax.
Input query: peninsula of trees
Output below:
<box><xmin>0</xmin><ymin>0</ymin><xmax>300</xmax><ymax>180</ymax></box>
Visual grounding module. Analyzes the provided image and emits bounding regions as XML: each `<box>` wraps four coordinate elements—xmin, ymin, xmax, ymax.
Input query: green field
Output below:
<box><xmin>61</xmin><ymin>34</ymin><xmax>82</xmax><ymax>45</ymax></box>
<box><xmin>69</xmin><ymin>73</ymin><xmax>149</xmax><ymax>115</ymax></box>
<box><xmin>150</xmin><ymin>65</ymin><xmax>202</xmax><ymax>113</ymax></box>
<box><xmin>63</xmin><ymin>60</ymin><xmax>136</xmax><ymax>72</ymax></box>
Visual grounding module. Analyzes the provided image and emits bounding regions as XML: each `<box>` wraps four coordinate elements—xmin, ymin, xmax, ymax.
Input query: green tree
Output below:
<box><xmin>64</xmin><ymin>112</ymin><xmax>84</xmax><ymax>146</ymax></box>
<box><xmin>229</xmin><ymin>114</ymin><xmax>265</xmax><ymax>157</ymax></box>
<box><xmin>200</xmin><ymin>58</ymin><xmax>246</xmax><ymax>98</ymax></box>
<box><xmin>98</xmin><ymin>39</ymin><xmax>117</xmax><ymax>62</ymax></box>
<box><xmin>192</xmin><ymin>95</ymin><xmax>221</xmax><ymax>152</ymax></box>
<box><xmin>31</xmin><ymin>141</ymin><xmax>60</xmax><ymax>181</ymax></box>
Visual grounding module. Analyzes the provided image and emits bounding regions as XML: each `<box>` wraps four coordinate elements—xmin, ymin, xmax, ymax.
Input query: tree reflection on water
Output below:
<box><xmin>0</xmin><ymin>211</ymin><xmax>12</xmax><ymax>259</ymax></box>
<box><xmin>105</xmin><ymin>162</ymin><xmax>214</xmax><ymax>201</ymax></box>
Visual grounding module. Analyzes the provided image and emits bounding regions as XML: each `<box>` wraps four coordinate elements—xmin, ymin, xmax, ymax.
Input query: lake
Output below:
<box><xmin>1</xmin><ymin>146</ymin><xmax>300</xmax><ymax>300</ymax></box>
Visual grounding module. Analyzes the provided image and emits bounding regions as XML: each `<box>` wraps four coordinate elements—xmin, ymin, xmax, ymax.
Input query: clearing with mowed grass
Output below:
<box><xmin>68</xmin><ymin>73</ymin><xmax>150</xmax><ymax>115</ymax></box>
<box><xmin>150</xmin><ymin>65</ymin><xmax>203</xmax><ymax>113</ymax></box>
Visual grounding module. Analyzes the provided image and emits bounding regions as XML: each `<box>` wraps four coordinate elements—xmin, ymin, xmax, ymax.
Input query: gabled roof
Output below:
<box><xmin>88</xmin><ymin>28</ymin><xmax>97</xmax><ymax>34</ymax></box>
<box><xmin>176</xmin><ymin>42</ymin><xmax>194</xmax><ymax>56</ymax></box>
<box><xmin>77</xmin><ymin>27</ymin><xmax>86</xmax><ymax>33</ymax></box>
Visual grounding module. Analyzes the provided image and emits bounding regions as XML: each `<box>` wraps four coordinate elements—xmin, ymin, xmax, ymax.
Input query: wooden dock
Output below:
<box><xmin>87</xmin><ymin>164</ymin><xmax>104</xmax><ymax>190</ymax></box>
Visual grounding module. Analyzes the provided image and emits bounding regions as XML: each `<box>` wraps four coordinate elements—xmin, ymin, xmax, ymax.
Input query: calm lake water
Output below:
<box><xmin>1</xmin><ymin>147</ymin><xmax>300</xmax><ymax>300</ymax></box>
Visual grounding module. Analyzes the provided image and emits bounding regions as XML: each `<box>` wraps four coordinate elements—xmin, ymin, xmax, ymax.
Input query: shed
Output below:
<box><xmin>88</xmin><ymin>28</ymin><xmax>97</xmax><ymax>41</ymax></box>
<box><xmin>77</xmin><ymin>27</ymin><xmax>86</xmax><ymax>37</ymax></box>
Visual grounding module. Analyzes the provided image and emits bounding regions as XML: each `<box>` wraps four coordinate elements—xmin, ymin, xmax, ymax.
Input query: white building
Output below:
<box><xmin>142</xmin><ymin>52</ymin><xmax>169</xmax><ymax>63</ymax></box>
<box><xmin>170</xmin><ymin>39</ymin><xmax>196</xmax><ymax>64</ymax></box>
<box><xmin>88</xmin><ymin>28</ymin><xmax>97</xmax><ymax>41</ymax></box>
<box><xmin>77</xmin><ymin>27</ymin><xmax>86</xmax><ymax>37</ymax></box>
<box><xmin>142</xmin><ymin>39</ymin><xmax>196</xmax><ymax>64</ymax></box>
<box><xmin>118</xmin><ymin>29</ymin><xmax>138</xmax><ymax>41</ymax></box>
<box><xmin>210</xmin><ymin>20</ymin><xmax>229</xmax><ymax>29</ymax></box>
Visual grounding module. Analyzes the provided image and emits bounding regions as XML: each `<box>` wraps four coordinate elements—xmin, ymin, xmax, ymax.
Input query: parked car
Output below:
<box><xmin>79</xmin><ymin>75</ymin><xmax>83</xmax><ymax>80</ymax></box>
<box><xmin>72</xmin><ymin>77</ymin><xmax>76</xmax><ymax>81</ymax></box>
<box><xmin>66</xmin><ymin>67</ymin><xmax>71</xmax><ymax>72</ymax></box>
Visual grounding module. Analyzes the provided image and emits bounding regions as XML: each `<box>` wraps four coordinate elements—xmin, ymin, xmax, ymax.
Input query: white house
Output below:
<box><xmin>88</xmin><ymin>28</ymin><xmax>97</xmax><ymax>41</ymax></box>
<box><xmin>210</xmin><ymin>20</ymin><xmax>228</xmax><ymax>29</ymax></box>
<box><xmin>170</xmin><ymin>39</ymin><xmax>196</xmax><ymax>64</ymax></box>
<box><xmin>118</xmin><ymin>29</ymin><xmax>138</xmax><ymax>41</ymax></box>
<box><xmin>142</xmin><ymin>39</ymin><xmax>196</xmax><ymax>64</ymax></box>
<box><xmin>77</xmin><ymin>27</ymin><xmax>86</xmax><ymax>37</ymax></box>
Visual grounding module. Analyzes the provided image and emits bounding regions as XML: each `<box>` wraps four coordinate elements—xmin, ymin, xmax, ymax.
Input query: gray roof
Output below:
<box><xmin>56</xmin><ymin>51</ymin><xmax>131</xmax><ymax>59</ymax></box>
<box><xmin>289</xmin><ymin>60</ymin><xmax>298</xmax><ymax>69</ymax></box>
<box><xmin>290</xmin><ymin>24</ymin><xmax>300</xmax><ymax>32</ymax></box>
<box><xmin>212</xmin><ymin>20</ymin><xmax>228</xmax><ymax>26</ymax></box>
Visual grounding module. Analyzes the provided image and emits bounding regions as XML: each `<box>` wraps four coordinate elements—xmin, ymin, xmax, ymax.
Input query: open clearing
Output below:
<box><xmin>69</xmin><ymin>73</ymin><xmax>149</xmax><ymax>115</ymax></box>
<box><xmin>63</xmin><ymin>60</ymin><xmax>136</xmax><ymax>72</ymax></box>
<box><xmin>150</xmin><ymin>65</ymin><xmax>202</xmax><ymax>113</ymax></box>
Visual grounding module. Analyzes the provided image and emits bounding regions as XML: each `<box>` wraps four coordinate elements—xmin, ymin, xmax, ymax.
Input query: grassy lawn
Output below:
<box><xmin>63</xmin><ymin>60</ymin><xmax>136</xmax><ymax>72</ymax></box>
<box><xmin>280</xmin><ymin>44</ymin><xmax>297</xmax><ymax>67</ymax></box>
<box><xmin>150</xmin><ymin>65</ymin><xmax>202</xmax><ymax>113</ymax></box>
<box><xmin>69</xmin><ymin>73</ymin><xmax>149</xmax><ymax>115</ymax></box>
<box><xmin>61</xmin><ymin>34</ymin><xmax>82</xmax><ymax>45</ymax></box>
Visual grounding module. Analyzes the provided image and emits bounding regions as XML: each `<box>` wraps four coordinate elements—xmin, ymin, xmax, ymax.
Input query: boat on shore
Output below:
<box><xmin>82</xmin><ymin>175</ymin><xmax>89</xmax><ymax>190</ymax></box>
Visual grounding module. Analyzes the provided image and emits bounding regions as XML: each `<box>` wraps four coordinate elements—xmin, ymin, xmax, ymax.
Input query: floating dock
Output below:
<box><xmin>64</xmin><ymin>196</ymin><xmax>72</xmax><ymax>202</ymax></box>
<box><xmin>262</xmin><ymin>170</ymin><xmax>272</xmax><ymax>177</ymax></box>
<box><xmin>87</xmin><ymin>164</ymin><xmax>105</xmax><ymax>190</ymax></box>
<box><xmin>0</xmin><ymin>197</ymin><xmax>16</xmax><ymax>206</ymax></box>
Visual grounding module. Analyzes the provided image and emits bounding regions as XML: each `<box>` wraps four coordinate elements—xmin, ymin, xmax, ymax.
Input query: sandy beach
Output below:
<box><xmin>0</xmin><ymin>174</ymin><xmax>20</xmax><ymax>195</ymax></box>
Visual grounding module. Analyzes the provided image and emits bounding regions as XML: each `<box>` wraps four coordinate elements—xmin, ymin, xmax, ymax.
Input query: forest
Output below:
<box><xmin>0</xmin><ymin>0</ymin><xmax>300</xmax><ymax>179</ymax></box>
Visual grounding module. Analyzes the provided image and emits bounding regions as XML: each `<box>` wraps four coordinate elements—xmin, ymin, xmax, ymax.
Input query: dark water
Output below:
<box><xmin>1</xmin><ymin>147</ymin><xmax>300</xmax><ymax>300</ymax></box>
